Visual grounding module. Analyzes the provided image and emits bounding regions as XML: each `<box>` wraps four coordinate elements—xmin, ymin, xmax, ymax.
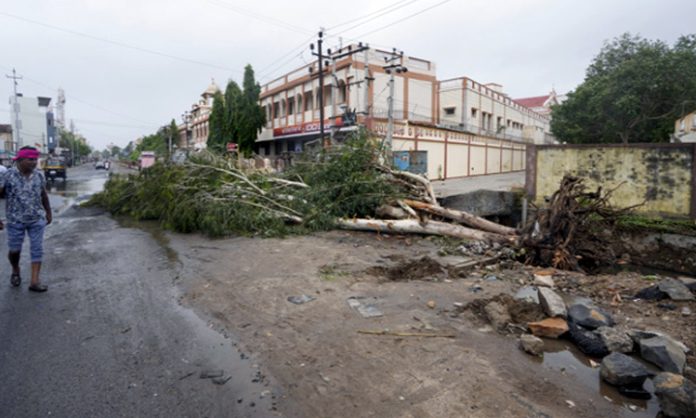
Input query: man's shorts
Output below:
<box><xmin>7</xmin><ymin>220</ymin><xmax>47</xmax><ymax>263</ymax></box>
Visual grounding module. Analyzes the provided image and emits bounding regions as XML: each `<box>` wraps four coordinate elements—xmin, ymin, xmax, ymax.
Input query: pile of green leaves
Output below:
<box><xmin>89</xmin><ymin>134</ymin><xmax>405</xmax><ymax>237</ymax></box>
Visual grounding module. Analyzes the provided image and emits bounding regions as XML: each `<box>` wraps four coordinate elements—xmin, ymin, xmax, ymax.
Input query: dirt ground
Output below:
<box><xmin>164</xmin><ymin>230</ymin><xmax>695</xmax><ymax>418</ymax></box>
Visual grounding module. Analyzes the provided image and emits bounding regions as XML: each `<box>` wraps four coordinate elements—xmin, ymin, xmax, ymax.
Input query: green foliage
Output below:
<box><xmin>224</xmin><ymin>80</ymin><xmax>242</xmax><ymax>143</ymax></box>
<box><xmin>207</xmin><ymin>91</ymin><xmax>227</xmax><ymax>153</ymax></box>
<box><xmin>615</xmin><ymin>215</ymin><xmax>696</xmax><ymax>236</ymax></box>
<box><xmin>205</xmin><ymin>66</ymin><xmax>265</xmax><ymax>156</ymax></box>
<box><xmin>134</xmin><ymin>119</ymin><xmax>179</xmax><ymax>158</ymax></box>
<box><xmin>58</xmin><ymin>128</ymin><xmax>92</xmax><ymax>159</ymax></box>
<box><xmin>287</xmin><ymin>133</ymin><xmax>402</xmax><ymax>230</ymax></box>
<box><xmin>238</xmin><ymin>64</ymin><xmax>266</xmax><ymax>155</ymax></box>
<box><xmin>551</xmin><ymin>33</ymin><xmax>696</xmax><ymax>144</ymax></box>
<box><xmin>89</xmin><ymin>131</ymin><xmax>404</xmax><ymax>237</ymax></box>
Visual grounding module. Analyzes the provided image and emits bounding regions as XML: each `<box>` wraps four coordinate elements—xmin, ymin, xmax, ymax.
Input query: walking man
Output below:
<box><xmin>0</xmin><ymin>146</ymin><xmax>52</xmax><ymax>292</ymax></box>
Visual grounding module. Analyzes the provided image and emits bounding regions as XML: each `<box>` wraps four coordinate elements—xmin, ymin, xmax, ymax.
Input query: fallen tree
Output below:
<box><xmin>519</xmin><ymin>175</ymin><xmax>640</xmax><ymax>272</ymax></box>
<box><xmin>91</xmin><ymin>133</ymin><xmax>635</xmax><ymax>272</ymax></box>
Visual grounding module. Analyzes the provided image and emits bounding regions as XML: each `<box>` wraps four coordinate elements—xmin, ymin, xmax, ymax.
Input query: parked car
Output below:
<box><xmin>95</xmin><ymin>161</ymin><xmax>106</xmax><ymax>169</ymax></box>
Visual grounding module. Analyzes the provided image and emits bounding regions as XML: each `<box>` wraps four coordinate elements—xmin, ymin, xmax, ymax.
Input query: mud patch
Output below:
<box><xmin>464</xmin><ymin>293</ymin><xmax>545</xmax><ymax>330</ymax></box>
<box><xmin>365</xmin><ymin>256</ymin><xmax>458</xmax><ymax>281</ymax></box>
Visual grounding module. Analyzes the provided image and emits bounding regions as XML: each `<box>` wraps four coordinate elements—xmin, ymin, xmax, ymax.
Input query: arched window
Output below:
<box><xmin>296</xmin><ymin>94</ymin><xmax>303</xmax><ymax>115</ymax></box>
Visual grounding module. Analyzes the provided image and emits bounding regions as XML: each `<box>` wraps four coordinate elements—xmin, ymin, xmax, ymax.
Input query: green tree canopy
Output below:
<box><xmin>238</xmin><ymin>64</ymin><xmax>266</xmax><ymax>155</ymax></box>
<box><xmin>207</xmin><ymin>91</ymin><xmax>227</xmax><ymax>153</ymax></box>
<box><xmin>206</xmin><ymin>65</ymin><xmax>266</xmax><ymax>156</ymax></box>
<box><xmin>551</xmin><ymin>33</ymin><xmax>696</xmax><ymax>144</ymax></box>
<box><xmin>224</xmin><ymin>80</ymin><xmax>242</xmax><ymax>144</ymax></box>
<box><xmin>58</xmin><ymin>128</ymin><xmax>92</xmax><ymax>161</ymax></box>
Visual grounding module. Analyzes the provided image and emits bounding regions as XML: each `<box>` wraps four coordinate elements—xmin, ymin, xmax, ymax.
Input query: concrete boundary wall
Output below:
<box><xmin>369</xmin><ymin>119</ymin><xmax>527</xmax><ymax>180</ymax></box>
<box><xmin>526</xmin><ymin>143</ymin><xmax>696</xmax><ymax>218</ymax></box>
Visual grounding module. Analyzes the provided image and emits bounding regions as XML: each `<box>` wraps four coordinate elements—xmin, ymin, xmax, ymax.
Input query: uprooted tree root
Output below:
<box><xmin>520</xmin><ymin>175</ymin><xmax>640</xmax><ymax>273</ymax></box>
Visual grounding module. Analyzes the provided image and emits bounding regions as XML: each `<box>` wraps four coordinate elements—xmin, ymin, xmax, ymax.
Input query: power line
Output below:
<box><xmin>327</xmin><ymin>0</ymin><xmax>415</xmax><ymax>30</ymax></box>
<box><xmin>330</xmin><ymin>0</ymin><xmax>422</xmax><ymax>35</ymax></box>
<box><xmin>0</xmin><ymin>65</ymin><xmax>158</xmax><ymax>127</ymax></box>
<box><xmin>353</xmin><ymin>0</ymin><xmax>454</xmax><ymax>39</ymax></box>
<box><xmin>205</xmin><ymin>0</ymin><xmax>312</xmax><ymax>35</ymax></box>
<box><xmin>0</xmin><ymin>11</ymin><xmax>240</xmax><ymax>73</ymax></box>
<box><xmin>257</xmin><ymin>35</ymin><xmax>315</xmax><ymax>74</ymax></box>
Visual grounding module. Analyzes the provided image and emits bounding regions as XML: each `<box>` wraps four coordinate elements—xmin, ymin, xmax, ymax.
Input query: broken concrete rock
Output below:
<box><xmin>484</xmin><ymin>301</ymin><xmax>512</xmax><ymax>331</ymax></box>
<box><xmin>678</xmin><ymin>276</ymin><xmax>696</xmax><ymax>292</ymax></box>
<box><xmin>519</xmin><ymin>334</ymin><xmax>544</xmax><ymax>356</ymax></box>
<box><xmin>635</xmin><ymin>285</ymin><xmax>667</xmax><ymax>300</ymax></box>
<box><xmin>654</xmin><ymin>372</ymin><xmax>696</xmax><ymax>418</ymax></box>
<box><xmin>640</xmin><ymin>336</ymin><xmax>686</xmax><ymax>374</ymax></box>
<box><xmin>538</xmin><ymin>287</ymin><xmax>567</xmax><ymax>318</ymax></box>
<box><xmin>567</xmin><ymin>302</ymin><xmax>614</xmax><ymax>329</ymax></box>
<box><xmin>628</xmin><ymin>330</ymin><xmax>690</xmax><ymax>354</ymax></box>
<box><xmin>514</xmin><ymin>286</ymin><xmax>539</xmax><ymax>304</ymax></box>
<box><xmin>658</xmin><ymin>278</ymin><xmax>695</xmax><ymax>301</ymax></box>
<box><xmin>527</xmin><ymin>317</ymin><xmax>569</xmax><ymax>339</ymax></box>
<box><xmin>533</xmin><ymin>271</ymin><xmax>555</xmax><ymax>288</ymax></box>
<box><xmin>595</xmin><ymin>326</ymin><xmax>634</xmax><ymax>354</ymax></box>
<box><xmin>600</xmin><ymin>352</ymin><xmax>652</xmax><ymax>387</ymax></box>
<box><xmin>567</xmin><ymin>321</ymin><xmax>609</xmax><ymax>357</ymax></box>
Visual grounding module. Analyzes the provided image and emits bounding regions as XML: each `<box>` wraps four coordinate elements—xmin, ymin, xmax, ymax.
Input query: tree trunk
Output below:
<box><xmin>337</xmin><ymin>218</ymin><xmax>518</xmax><ymax>245</ymax></box>
<box><xmin>404</xmin><ymin>199</ymin><xmax>517</xmax><ymax>236</ymax></box>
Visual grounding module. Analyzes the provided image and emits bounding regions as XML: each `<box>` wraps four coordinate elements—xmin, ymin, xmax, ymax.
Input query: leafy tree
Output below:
<box><xmin>238</xmin><ymin>64</ymin><xmax>266</xmax><ymax>155</ymax></box>
<box><xmin>58</xmin><ymin>128</ymin><xmax>92</xmax><ymax>163</ymax></box>
<box><xmin>551</xmin><ymin>33</ymin><xmax>696</xmax><ymax>144</ymax></box>
<box><xmin>207</xmin><ymin>91</ymin><xmax>227</xmax><ymax>153</ymax></box>
<box><xmin>224</xmin><ymin>80</ymin><xmax>242</xmax><ymax>145</ymax></box>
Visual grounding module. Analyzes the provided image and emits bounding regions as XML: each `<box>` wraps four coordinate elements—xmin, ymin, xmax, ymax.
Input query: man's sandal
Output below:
<box><xmin>10</xmin><ymin>273</ymin><xmax>21</xmax><ymax>287</ymax></box>
<box><xmin>28</xmin><ymin>283</ymin><xmax>48</xmax><ymax>293</ymax></box>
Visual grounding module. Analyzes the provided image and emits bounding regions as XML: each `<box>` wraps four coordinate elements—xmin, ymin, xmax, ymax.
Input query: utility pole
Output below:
<box><xmin>5</xmin><ymin>68</ymin><xmax>23</xmax><ymax>151</ymax></box>
<box><xmin>383</xmin><ymin>49</ymin><xmax>408</xmax><ymax>155</ymax></box>
<box><xmin>310</xmin><ymin>30</ymin><xmax>326</xmax><ymax>145</ymax></box>
<box><xmin>363</xmin><ymin>47</ymin><xmax>371</xmax><ymax>117</ymax></box>
<box><xmin>318</xmin><ymin>42</ymin><xmax>370</xmax><ymax>144</ymax></box>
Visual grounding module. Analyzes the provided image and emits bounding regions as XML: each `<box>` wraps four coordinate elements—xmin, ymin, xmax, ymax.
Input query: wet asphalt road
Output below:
<box><xmin>0</xmin><ymin>165</ymin><xmax>276</xmax><ymax>418</ymax></box>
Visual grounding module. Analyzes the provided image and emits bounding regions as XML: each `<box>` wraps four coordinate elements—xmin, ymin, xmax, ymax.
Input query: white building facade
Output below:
<box><xmin>8</xmin><ymin>95</ymin><xmax>52</xmax><ymax>153</ymax></box>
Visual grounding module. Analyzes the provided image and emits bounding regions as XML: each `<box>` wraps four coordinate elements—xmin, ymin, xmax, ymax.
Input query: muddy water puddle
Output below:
<box><xmin>47</xmin><ymin>177</ymin><xmax>107</xmax><ymax>212</ymax></box>
<box><xmin>537</xmin><ymin>339</ymin><xmax>660</xmax><ymax>417</ymax></box>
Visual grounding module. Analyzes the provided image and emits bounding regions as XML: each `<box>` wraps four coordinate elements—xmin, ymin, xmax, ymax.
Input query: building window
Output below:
<box><xmin>444</xmin><ymin>107</ymin><xmax>456</xmax><ymax>116</ymax></box>
<box><xmin>304</xmin><ymin>91</ymin><xmax>313</xmax><ymax>111</ymax></box>
<box><xmin>287</xmin><ymin>97</ymin><xmax>295</xmax><ymax>115</ymax></box>
<box><xmin>471</xmin><ymin>108</ymin><xmax>477</xmax><ymax>119</ymax></box>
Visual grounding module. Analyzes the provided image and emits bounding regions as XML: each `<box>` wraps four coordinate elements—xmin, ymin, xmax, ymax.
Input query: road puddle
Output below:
<box><xmin>536</xmin><ymin>339</ymin><xmax>660</xmax><ymax>417</ymax></box>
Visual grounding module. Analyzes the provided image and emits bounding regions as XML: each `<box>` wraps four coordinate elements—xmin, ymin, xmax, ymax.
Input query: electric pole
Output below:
<box><xmin>310</xmin><ymin>30</ymin><xmax>326</xmax><ymax>145</ymax></box>
<box><xmin>324</xmin><ymin>43</ymin><xmax>369</xmax><ymax>143</ymax></box>
<box><xmin>5</xmin><ymin>68</ymin><xmax>23</xmax><ymax>151</ymax></box>
<box><xmin>383</xmin><ymin>49</ymin><xmax>408</xmax><ymax>155</ymax></box>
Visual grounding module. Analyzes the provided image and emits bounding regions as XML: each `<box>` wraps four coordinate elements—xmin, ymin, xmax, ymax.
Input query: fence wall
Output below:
<box><xmin>526</xmin><ymin>143</ymin><xmax>696</xmax><ymax>218</ymax></box>
<box><xmin>369</xmin><ymin>119</ymin><xmax>527</xmax><ymax>181</ymax></box>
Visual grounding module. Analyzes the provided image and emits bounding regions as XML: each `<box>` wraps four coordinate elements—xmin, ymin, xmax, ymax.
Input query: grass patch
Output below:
<box><xmin>318</xmin><ymin>264</ymin><xmax>351</xmax><ymax>281</ymax></box>
<box><xmin>615</xmin><ymin>215</ymin><xmax>696</xmax><ymax>236</ymax></box>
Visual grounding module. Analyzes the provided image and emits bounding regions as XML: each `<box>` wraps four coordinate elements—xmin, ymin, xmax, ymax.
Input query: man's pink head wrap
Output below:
<box><xmin>14</xmin><ymin>149</ymin><xmax>40</xmax><ymax>160</ymax></box>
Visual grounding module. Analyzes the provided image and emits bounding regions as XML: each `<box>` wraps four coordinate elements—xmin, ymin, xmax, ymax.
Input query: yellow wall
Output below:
<box><xmin>533</xmin><ymin>145</ymin><xmax>694</xmax><ymax>217</ymax></box>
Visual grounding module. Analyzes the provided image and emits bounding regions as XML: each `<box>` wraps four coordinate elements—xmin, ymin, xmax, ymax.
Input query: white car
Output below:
<box><xmin>95</xmin><ymin>161</ymin><xmax>106</xmax><ymax>169</ymax></box>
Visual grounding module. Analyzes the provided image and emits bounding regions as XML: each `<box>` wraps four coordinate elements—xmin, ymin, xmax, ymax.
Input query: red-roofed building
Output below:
<box><xmin>515</xmin><ymin>89</ymin><xmax>566</xmax><ymax>116</ymax></box>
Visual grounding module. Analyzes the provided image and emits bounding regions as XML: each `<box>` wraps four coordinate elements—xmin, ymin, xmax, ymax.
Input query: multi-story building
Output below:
<box><xmin>8</xmin><ymin>95</ymin><xmax>53</xmax><ymax>153</ymax></box>
<box><xmin>514</xmin><ymin>89</ymin><xmax>565</xmax><ymax>118</ymax></box>
<box><xmin>438</xmin><ymin>78</ymin><xmax>552</xmax><ymax>144</ymax></box>
<box><xmin>178</xmin><ymin>79</ymin><xmax>220</xmax><ymax>151</ymax></box>
<box><xmin>256</xmin><ymin>46</ymin><xmax>438</xmax><ymax>155</ymax></box>
<box><xmin>673</xmin><ymin>110</ymin><xmax>696</xmax><ymax>143</ymax></box>
<box><xmin>255</xmin><ymin>46</ymin><xmax>555</xmax><ymax>179</ymax></box>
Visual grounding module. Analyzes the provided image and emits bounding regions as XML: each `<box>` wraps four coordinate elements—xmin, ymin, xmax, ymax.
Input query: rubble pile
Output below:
<box><xmin>504</xmin><ymin>273</ymin><xmax>695</xmax><ymax>417</ymax></box>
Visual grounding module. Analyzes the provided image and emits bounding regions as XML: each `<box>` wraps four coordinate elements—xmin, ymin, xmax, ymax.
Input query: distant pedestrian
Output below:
<box><xmin>0</xmin><ymin>146</ymin><xmax>53</xmax><ymax>292</ymax></box>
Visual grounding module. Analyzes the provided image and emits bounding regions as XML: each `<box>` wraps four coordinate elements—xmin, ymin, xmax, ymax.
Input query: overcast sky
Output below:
<box><xmin>2</xmin><ymin>0</ymin><xmax>695</xmax><ymax>150</ymax></box>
